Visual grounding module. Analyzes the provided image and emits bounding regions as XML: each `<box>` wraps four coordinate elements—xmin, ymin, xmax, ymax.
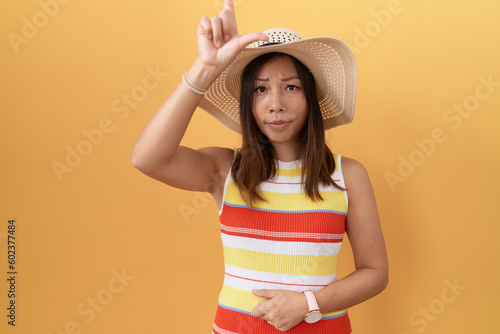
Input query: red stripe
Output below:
<box><xmin>221</xmin><ymin>205</ymin><xmax>346</xmax><ymax>235</ymax></box>
<box><xmin>213</xmin><ymin>305</ymin><xmax>351</xmax><ymax>334</ymax></box>
<box><xmin>221</xmin><ymin>229</ymin><xmax>343</xmax><ymax>243</ymax></box>
<box><xmin>225</xmin><ymin>272</ymin><xmax>328</xmax><ymax>288</ymax></box>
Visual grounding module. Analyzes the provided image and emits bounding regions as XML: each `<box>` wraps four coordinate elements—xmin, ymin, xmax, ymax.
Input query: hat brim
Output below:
<box><xmin>198</xmin><ymin>36</ymin><xmax>357</xmax><ymax>133</ymax></box>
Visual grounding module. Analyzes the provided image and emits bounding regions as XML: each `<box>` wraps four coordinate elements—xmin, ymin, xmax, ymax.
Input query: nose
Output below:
<box><xmin>269</xmin><ymin>90</ymin><xmax>285</xmax><ymax>113</ymax></box>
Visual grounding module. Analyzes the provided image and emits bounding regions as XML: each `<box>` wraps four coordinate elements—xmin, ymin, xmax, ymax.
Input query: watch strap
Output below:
<box><xmin>303</xmin><ymin>290</ymin><xmax>320</xmax><ymax>311</ymax></box>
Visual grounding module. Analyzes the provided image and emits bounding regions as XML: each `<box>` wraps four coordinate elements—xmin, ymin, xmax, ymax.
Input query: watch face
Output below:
<box><xmin>305</xmin><ymin>311</ymin><xmax>322</xmax><ymax>323</ymax></box>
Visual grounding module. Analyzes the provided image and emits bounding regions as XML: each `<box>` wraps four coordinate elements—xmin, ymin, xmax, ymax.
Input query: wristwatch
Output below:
<box><xmin>302</xmin><ymin>290</ymin><xmax>322</xmax><ymax>323</ymax></box>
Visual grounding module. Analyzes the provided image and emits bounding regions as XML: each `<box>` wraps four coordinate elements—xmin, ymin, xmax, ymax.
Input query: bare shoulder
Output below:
<box><xmin>340</xmin><ymin>156</ymin><xmax>371</xmax><ymax>189</ymax></box>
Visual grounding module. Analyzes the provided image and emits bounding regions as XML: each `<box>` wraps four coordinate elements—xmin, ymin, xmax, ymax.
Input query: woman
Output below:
<box><xmin>131</xmin><ymin>1</ymin><xmax>388</xmax><ymax>333</ymax></box>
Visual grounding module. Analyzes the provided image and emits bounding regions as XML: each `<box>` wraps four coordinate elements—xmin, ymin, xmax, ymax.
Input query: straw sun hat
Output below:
<box><xmin>198</xmin><ymin>28</ymin><xmax>358</xmax><ymax>133</ymax></box>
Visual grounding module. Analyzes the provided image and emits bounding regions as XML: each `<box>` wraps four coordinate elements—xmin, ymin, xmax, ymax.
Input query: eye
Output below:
<box><xmin>286</xmin><ymin>85</ymin><xmax>300</xmax><ymax>91</ymax></box>
<box><xmin>254</xmin><ymin>86</ymin><xmax>267</xmax><ymax>93</ymax></box>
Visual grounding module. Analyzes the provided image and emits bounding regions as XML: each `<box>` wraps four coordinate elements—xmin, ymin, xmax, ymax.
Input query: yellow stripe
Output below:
<box><xmin>223</xmin><ymin>246</ymin><xmax>337</xmax><ymax>276</ymax></box>
<box><xmin>225</xmin><ymin>181</ymin><xmax>347</xmax><ymax>213</ymax></box>
<box><xmin>219</xmin><ymin>284</ymin><xmax>261</xmax><ymax>313</ymax></box>
<box><xmin>275</xmin><ymin>166</ymin><xmax>302</xmax><ymax>177</ymax></box>
<box><xmin>219</xmin><ymin>285</ymin><xmax>347</xmax><ymax>318</ymax></box>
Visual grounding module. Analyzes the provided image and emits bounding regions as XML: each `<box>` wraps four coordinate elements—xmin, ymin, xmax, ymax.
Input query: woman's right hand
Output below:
<box><xmin>196</xmin><ymin>0</ymin><xmax>268</xmax><ymax>74</ymax></box>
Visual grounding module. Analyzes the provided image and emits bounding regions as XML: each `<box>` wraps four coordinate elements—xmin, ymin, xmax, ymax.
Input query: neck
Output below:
<box><xmin>272</xmin><ymin>142</ymin><xmax>300</xmax><ymax>162</ymax></box>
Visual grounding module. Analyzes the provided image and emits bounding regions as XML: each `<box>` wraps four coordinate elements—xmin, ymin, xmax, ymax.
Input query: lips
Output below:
<box><xmin>267</xmin><ymin>121</ymin><xmax>291</xmax><ymax>130</ymax></box>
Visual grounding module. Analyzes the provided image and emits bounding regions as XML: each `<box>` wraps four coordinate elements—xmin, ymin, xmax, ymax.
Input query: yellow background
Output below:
<box><xmin>1</xmin><ymin>0</ymin><xmax>499</xmax><ymax>333</ymax></box>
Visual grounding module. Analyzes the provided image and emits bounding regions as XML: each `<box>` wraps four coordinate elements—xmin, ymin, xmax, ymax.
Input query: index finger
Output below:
<box><xmin>224</xmin><ymin>0</ymin><xmax>235</xmax><ymax>13</ymax></box>
<box><xmin>252</xmin><ymin>301</ymin><xmax>267</xmax><ymax>318</ymax></box>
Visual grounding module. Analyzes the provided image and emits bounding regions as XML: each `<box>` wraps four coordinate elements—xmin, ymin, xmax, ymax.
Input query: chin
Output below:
<box><xmin>267</xmin><ymin>134</ymin><xmax>299</xmax><ymax>146</ymax></box>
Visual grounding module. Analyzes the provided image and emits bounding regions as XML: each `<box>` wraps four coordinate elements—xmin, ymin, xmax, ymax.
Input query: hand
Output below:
<box><xmin>251</xmin><ymin>289</ymin><xmax>309</xmax><ymax>332</ymax></box>
<box><xmin>196</xmin><ymin>0</ymin><xmax>268</xmax><ymax>70</ymax></box>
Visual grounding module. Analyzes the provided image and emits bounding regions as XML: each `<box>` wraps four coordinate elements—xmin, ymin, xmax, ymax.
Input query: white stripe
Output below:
<box><xmin>334</xmin><ymin>154</ymin><xmax>345</xmax><ymax>188</ymax></box>
<box><xmin>226</xmin><ymin>265</ymin><xmax>337</xmax><ymax>287</ymax></box>
<box><xmin>332</xmin><ymin>171</ymin><xmax>343</xmax><ymax>184</ymax></box>
<box><xmin>219</xmin><ymin>151</ymin><xmax>238</xmax><ymax>216</ymax></box>
<box><xmin>224</xmin><ymin>273</ymin><xmax>311</xmax><ymax>292</ymax></box>
<box><xmin>276</xmin><ymin>160</ymin><xmax>302</xmax><ymax>169</ymax></box>
<box><xmin>259</xmin><ymin>175</ymin><xmax>346</xmax><ymax>193</ymax></box>
<box><xmin>224</xmin><ymin>264</ymin><xmax>337</xmax><ymax>292</ymax></box>
<box><xmin>335</xmin><ymin>154</ymin><xmax>349</xmax><ymax>209</ymax></box>
<box><xmin>260</xmin><ymin>180</ymin><xmax>303</xmax><ymax>193</ymax></box>
<box><xmin>221</xmin><ymin>233</ymin><xmax>342</xmax><ymax>256</ymax></box>
<box><xmin>221</xmin><ymin>223</ymin><xmax>345</xmax><ymax>240</ymax></box>
<box><xmin>213</xmin><ymin>323</ymin><xmax>238</xmax><ymax>334</ymax></box>
<box><xmin>269</xmin><ymin>174</ymin><xmax>303</xmax><ymax>184</ymax></box>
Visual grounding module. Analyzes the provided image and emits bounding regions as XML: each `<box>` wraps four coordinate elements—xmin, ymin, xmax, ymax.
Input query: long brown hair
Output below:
<box><xmin>231</xmin><ymin>52</ymin><xmax>342</xmax><ymax>207</ymax></box>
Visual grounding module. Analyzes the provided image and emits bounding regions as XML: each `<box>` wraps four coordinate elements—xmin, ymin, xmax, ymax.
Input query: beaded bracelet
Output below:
<box><xmin>182</xmin><ymin>72</ymin><xmax>209</xmax><ymax>95</ymax></box>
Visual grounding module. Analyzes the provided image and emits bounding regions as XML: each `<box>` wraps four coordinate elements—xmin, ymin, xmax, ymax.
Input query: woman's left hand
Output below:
<box><xmin>251</xmin><ymin>289</ymin><xmax>308</xmax><ymax>331</ymax></box>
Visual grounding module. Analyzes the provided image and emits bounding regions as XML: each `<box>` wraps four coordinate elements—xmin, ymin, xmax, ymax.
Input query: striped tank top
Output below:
<box><xmin>212</xmin><ymin>153</ymin><xmax>352</xmax><ymax>334</ymax></box>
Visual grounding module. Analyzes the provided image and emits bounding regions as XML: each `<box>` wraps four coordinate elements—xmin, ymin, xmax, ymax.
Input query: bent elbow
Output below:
<box><xmin>377</xmin><ymin>265</ymin><xmax>389</xmax><ymax>294</ymax></box>
<box><xmin>130</xmin><ymin>147</ymin><xmax>141</xmax><ymax>169</ymax></box>
<box><xmin>130</xmin><ymin>147</ymin><xmax>151</xmax><ymax>174</ymax></box>
<box><xmin>130</xmin><ymin>147</ymin><xmax>170</xmax><ymax>179</ymax></box>
<box><xmin>380</xmin><ymin>271</ymin><xmax>389</xmax><ymax>293</ymax></box>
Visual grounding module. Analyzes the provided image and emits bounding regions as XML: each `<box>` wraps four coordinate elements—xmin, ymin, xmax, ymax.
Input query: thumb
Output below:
<box><xmin>252</xmin><ymin>289</ymin><xmax>277</xmax><ymax>298</ymax></box>
<box><xmin>238</xmin><ymin>31</ymin><xmax>269</xmax><ymax>49</ymax></box>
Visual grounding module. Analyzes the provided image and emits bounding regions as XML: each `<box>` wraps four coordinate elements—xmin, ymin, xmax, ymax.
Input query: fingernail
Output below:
<box><xmin>216</xmin><ymin>40</ymin><xmax>222</xmax><ymax>48</ymax></box>
<box><xmin>225</xmin><ymin>34</ymin><xmax>231</xmax><ymax>41</ymax></box>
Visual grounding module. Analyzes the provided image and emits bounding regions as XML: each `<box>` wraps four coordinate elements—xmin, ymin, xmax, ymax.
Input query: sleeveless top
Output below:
<box><xmin>212</xmin><ymin>153</ymin><xmax>352</xmax><ymax>334</ymax></box>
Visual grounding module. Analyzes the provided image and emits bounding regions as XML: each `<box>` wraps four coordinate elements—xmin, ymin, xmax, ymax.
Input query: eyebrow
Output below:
<box><xmin>255</xmin><ymin>76</ymin><xmax>300</xmax><ymax>82</ymax></box>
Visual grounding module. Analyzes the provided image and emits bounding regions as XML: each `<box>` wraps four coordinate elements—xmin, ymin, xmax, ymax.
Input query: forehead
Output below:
<box><xmin>256</xmin><ymin>55</ymin><xmax>299</xmax><ymax>78</ymax></box>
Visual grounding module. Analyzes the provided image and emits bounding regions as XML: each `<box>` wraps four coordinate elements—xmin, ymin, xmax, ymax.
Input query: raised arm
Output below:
<box><xmin>131</xmin><ymin>0</ymin><xmax>268</xmax><ymax>207</ymax></box>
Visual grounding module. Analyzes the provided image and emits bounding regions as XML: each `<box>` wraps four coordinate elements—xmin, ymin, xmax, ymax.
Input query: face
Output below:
<box><xmin>251</xmin><ymin>55</ymin><xmax>308</xmax><ymax>151</ymax></box>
